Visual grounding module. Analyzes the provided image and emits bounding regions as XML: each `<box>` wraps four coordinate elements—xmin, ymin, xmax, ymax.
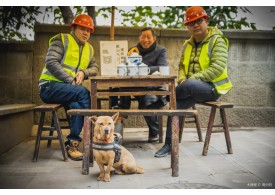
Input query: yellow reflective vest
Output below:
<box><xmin>181</xmin><ymin>35</ymin><xmax>232</xmax><ymax>95</ymax></box>
<box><xmin>39</xmin><ymin>33</ymin><xmax>94</xmax><ymax>82</ymax></box>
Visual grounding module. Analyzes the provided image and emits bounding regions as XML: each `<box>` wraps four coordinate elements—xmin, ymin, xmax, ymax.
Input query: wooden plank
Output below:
<box><xmin>89</xmin><ymin>75</ymin><xmax>177</xmax><ymax>80</ymax></box>
<box><xmin>67</xmin><ymin>109</ymin><xmax>197</xmax><ymax>117</ymax></box>
<box><xmin>96</xmin><ymin>91</ymin><xmax>170</xmax><ymax>97</ymax></box>
<box><xmin>199</xmin><ymin>101</ymin><xmax>234</xmax><ymax>108</ymax></box>
<box><xmin>35</xmin><ymin>104</ymin><xmax>62</xmax><ymax>111</ymax></box>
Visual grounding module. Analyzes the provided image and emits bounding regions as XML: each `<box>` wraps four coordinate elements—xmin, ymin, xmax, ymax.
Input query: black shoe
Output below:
<box><xmin>148</xmin><ymin>134</ymin><xmax>159</xmax><ymax>143</ymax></box>
<box><xmin>154</xmin><ymin>144</ymin><xmax>171</xmax><ymax>158</ymax></box>
<box><xmin>114</xmin><ymin>133</ymin><xmax>123</xmax><ymax>145</ymax></box>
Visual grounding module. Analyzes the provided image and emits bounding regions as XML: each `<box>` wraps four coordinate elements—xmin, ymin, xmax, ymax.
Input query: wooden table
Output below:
<box><xmin>90</xmin><ymin>75</ymin><xmax>177</xmax><ymax>142</ymax></box>
<box><xmin>89</xmin><ymin>75</ymin><xmax>177</xmax><ymax>109</ymax></box>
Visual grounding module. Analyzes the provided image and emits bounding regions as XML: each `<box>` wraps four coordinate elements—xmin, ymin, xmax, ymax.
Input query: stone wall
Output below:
<box><xmin>1</xmin><ymin>24</ymin><xmax>275</xmax><ymax>128</ymax></box>
<box><xmin>0</xmin><ymin>42</ymin><xmax>33</xmax><ymax>104</ymax></box>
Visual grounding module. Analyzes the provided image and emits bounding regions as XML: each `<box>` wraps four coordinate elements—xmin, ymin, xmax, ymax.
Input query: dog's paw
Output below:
<box><xmin>97</xmin><ymin>173</ymin><xmax>105</xmax><ymax>181</ymax></box>
<box><xmin>104</xmin><ymin>174</ymin><xmax>110</xmax><ymax>182</ymax></box>
<box><xmin>114</xmin><ymin>169</ymin><xmax>124</xmax><ymax>175</ymax></box>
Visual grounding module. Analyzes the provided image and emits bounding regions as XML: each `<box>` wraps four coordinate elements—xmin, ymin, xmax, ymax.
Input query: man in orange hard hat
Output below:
<box><xmin>155</xmin><ymin>6</ymin><xmax>232</xmax><ymax>157</ymax></box>
<box><xmin>38</xmin><ymin>14</ymin><xmax>99</xmax><ymax>161</ymax></box>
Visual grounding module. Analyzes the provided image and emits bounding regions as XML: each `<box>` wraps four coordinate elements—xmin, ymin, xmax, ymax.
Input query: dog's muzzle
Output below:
<box><xmin>104</xmin><ymin>128</ymin><xmax>110</xmax><ymax>134</ymax></box>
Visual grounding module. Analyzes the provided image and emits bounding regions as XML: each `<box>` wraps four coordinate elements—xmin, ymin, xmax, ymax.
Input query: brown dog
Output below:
<box><xmin>90</xmin><ymin>112</ymin><xmax>144</xmax><ymax>182</ymax></box>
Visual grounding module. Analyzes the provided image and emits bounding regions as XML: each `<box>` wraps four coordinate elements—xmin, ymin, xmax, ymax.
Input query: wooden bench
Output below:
<box><xmin>33</xmin><ymin>104</ymin><xmax>70</xmax><ymax>162</ymax></box>
<box><xmin>67</xmin><ymin>108</ymin><xmax>198</xmax><ymax>177</ymax></box>
<box><xmin>179</xmin><ymin>101</ymin><xmax>234</xmax><ymax>156</ymax></box>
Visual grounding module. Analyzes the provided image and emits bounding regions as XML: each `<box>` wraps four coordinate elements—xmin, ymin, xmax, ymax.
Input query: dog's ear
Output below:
<box><xmin>89</xmin><ymin>116</ymin><xmax>98</xmax><ymax>124</ymax></box>
<box><xmin>112</xmin><ymin>112</ymin><xmax>120</xmax><ymax>123</ymax></box>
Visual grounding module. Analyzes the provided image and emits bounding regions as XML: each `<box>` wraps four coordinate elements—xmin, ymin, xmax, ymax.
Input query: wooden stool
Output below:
<box><xmin>199</xmin><ymin>101</ymin><xmax>234</xmax><ymax>156</ymax></box>
<box><xmin>33</xmin><ymin>104</ymin><xmax>69</xmax><ymax>162</ymax></box>
<box><xmin>179</xmin><ymin>105</ymin><xmax>203</xmax><ymax>143</ymax></box>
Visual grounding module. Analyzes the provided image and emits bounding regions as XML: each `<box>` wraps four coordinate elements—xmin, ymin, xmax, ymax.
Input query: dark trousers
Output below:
<box><xmin>119</xmin><ymin>88</ymin><xmax>167</xmax><ymax>137</ymax></box>
<box><xmin>39</xmin><ymin>81</ymin><xmax>91</xmax><ymax>142</ymax></box>
<box><xmin>165</xmin><ymin>79</ymin><xmax>221</xmax><ymax>144</ymax></box>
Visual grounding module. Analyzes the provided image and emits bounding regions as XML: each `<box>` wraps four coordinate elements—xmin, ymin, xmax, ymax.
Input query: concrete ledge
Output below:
<box><xmin>34</xmin><ymin>24</ymin><xmax>275</xmax><ymax>40</ymax></box>
<box><xmin>0</xmin><ymin>104</ymin><xmax>36</xmax><ymax>155</ymax></box>
<box><xmin>0</xmin><ymin>41</ymin><xmax>33</xmax><ymax>52</ymax></box>
<box><xmin>0</xmin><ymin>104</ymin><xmax>36</xmax><ymax>116</ymax></box>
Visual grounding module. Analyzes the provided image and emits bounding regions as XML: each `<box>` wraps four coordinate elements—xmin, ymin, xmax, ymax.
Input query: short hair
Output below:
<box><xmin>139</xmin><ymin>27</ymin><xmax>157</xmax><ymax>37</ymax></box>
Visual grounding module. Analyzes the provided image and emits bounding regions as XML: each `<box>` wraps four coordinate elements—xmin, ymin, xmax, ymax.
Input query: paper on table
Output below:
<box><xmin>100</xmin><ymin>40</ymin><xmax>128</xmax><ymax>76</ymax></box>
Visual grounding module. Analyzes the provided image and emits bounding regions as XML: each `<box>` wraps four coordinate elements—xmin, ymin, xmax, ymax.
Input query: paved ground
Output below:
<box><xmin>0</xmin><ymin>127</ymin><xmax>275</xmax><ymax>190</ymax></box>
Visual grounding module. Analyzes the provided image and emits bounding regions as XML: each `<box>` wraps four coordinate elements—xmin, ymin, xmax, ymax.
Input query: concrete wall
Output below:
<box><xmin>1</xmin><ymin>24</ymin><xmax>275</xmax><ymax>128</ymax></box>
<box><xmin>0</xmin><ymin>42</ymin><xmax>33</xmax><ymax>105</ymax></box>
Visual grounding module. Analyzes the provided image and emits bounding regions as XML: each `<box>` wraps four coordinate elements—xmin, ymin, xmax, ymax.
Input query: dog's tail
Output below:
<box><xmin>136</xmin><ymin>166</ymin><xmax>144</xmax><ymax>174</ymax></box>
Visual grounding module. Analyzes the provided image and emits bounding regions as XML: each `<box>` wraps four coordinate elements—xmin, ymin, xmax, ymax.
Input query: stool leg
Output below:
<box><xmin>192</xmin><ymin>106</ymin><xmax>203</xmax><ymax>142</ymax></box>
<box><xmin>194</xmin><ymin>114</ymin><xmax>203</xmax><ymax>142</ymax></box>
<box><xmin>53</xmin><ymin>111</ymin><xmax>68</xmax><ymax>161</ymax></box>
<box><xmin>33</xmin><ymin>112</ymin><xmax>45</xmax><ymax>162</ymax></box>
<box><xmin>220</xmin><ymin>108</ymin><xmax>233</xmax><ymax>154</ymax></box>
<box><xmin>202</xmin><ymin>106</ymin><xmax>216</xmax><ymax>156</ymax></box>
<box><xmin>179</xmin><ymin>116</ymin><xmax>185</xmax><ymax>143</ymax></box>
<box><xmin>158</xmin><ymin>116</ymin><xmax>163</xmax><ymax>143</ymax></box>
<box><xmin>47</xmin><ymin>112</ymin><xmax>55</xmax><ymax>148</ymax></box>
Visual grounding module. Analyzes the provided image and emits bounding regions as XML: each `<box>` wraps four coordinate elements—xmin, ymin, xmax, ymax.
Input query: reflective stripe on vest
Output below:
<box><xmin>181</xmin><ymin>35</ymin><xmax>232</xmax><ymax>95</ymax></box>
<box><xmin>39</xmin><ymin>33</ymin><xmax>93</xmax><ymax>82</ymax></box>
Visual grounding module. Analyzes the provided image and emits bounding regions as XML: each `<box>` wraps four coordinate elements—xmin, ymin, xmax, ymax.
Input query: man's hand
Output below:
<box><xmin>75</xmin><ymin>71</ymin><xmax>85</xmax><ymax>85</ymax></box>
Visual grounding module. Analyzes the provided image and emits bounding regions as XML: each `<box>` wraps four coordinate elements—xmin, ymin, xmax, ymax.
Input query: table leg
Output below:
<box><xmin>91</xmin><ymin>80</ymin><xmax>98</xmax><ymax>109</ymax></box>
<box><xmin>171</xmin><ymin>116</ymin><xmax>179</xmax><ymax>177</ymax></box>
<box><xmin>82</xmin><ymin>116</ymin><xmax>91</xmax><ymax>175</ymax></box>
<box><xmin>169</xmin><ymin>81</ymin><xmax>176</xmax><ymax>109</ymax></box>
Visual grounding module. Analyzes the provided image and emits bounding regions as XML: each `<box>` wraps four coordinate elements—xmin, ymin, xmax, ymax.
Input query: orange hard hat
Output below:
<box><xmin>71</xmin><ymin>14</ymin><xmax>94</xmax><ymax>34</ymax></box>
<box><xmin>184</xmin><ymin>6</ymin><xmax>209</xmax><ymax>25</ymax></box>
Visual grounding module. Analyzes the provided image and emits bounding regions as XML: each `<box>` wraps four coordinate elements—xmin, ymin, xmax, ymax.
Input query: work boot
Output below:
<box><xmin>154</xmin><ymin>144</ymin><xmax>171</xmax><ymax>158</ymax></box>
<box><xmin>65</xmin><ymin>140</ymin><xmax>83</xmax><ymax>161</ymax></box>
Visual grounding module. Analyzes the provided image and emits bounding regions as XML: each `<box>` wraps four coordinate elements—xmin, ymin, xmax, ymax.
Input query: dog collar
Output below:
<box><xmin>92</xmin><ymin>142</ymin><xmax>122</xmax><ymax>163</ymax></box>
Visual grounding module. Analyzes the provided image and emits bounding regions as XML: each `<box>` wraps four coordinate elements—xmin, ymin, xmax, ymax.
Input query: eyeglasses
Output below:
<box><xmin>187</xmin><ymin>18</ymin><xmax>205</xmax><ymax>27</ymax></box>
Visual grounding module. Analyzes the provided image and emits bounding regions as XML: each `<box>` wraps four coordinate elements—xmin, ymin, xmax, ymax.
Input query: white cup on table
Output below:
<box><xmin>138</xmin><ymin>63</ymin><xmax>150</xmax><ymax>76</ymax></box>
<box><xmin>127</xmin><ymin>63</ymin><xmax>139</xmax><ymax>76</ymax></box>
<box><xmin>159</xmin><ymin>66</ymin><xmax>170</xmax><ymax>75</ymax></box>
<box><xmin>117</xmin><ymin>64</ymin><xmax>127</xmax><ymax>76</ymax></box>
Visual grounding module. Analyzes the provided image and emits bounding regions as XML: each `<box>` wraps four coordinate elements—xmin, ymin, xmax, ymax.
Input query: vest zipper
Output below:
<box><xmin>75</xmin><ymin>46</ymin><xmax>83</xmax><ymax>74</ymax></box>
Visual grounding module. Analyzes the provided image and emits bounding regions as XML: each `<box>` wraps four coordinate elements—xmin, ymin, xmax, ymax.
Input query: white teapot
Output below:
<box><xmin>127</xmin><ymin>52</ymin><xmax>142</xmax><ymax>65</ymax></box>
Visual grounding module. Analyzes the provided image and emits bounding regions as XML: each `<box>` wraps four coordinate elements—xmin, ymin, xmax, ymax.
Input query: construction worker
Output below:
<box><xmin>155</xmin><ymin>6</ymin><xmax>233</xmax><ymax>157</ymax></box>
<box><xmin>38</xmin><ymin>14</ymin><xmax>99</xmax><ymax>161</ymax></box>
